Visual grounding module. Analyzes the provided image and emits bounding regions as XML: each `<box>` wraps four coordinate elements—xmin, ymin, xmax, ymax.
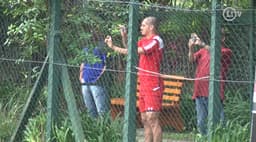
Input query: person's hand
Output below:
<box><xmin>80</xmin><ymin>78</ymin><xmax>85</xmax><ymax>84</ymax></box>
<box><xmin>188</xmin><ymin>33</ymin><xmax>201</xmax><ymax>48</ymax></box>
<box><xmin>118</xmin><ymin>24</ymin><xmax>127</xmax><ymax>37</ymax></box>
<box><xmin>104</xmin><ymin>35</ymin><xmax>113</xmax><ymax>48</ymax></box>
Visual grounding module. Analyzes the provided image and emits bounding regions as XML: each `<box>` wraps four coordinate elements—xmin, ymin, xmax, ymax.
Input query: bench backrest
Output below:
<box><xmin>137</xmin><ymin>77</ymin><xmax>184</xmax><ymax>106</ymax></box>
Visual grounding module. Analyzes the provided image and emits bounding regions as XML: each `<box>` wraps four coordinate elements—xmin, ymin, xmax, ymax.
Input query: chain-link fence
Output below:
<box><xmin>0</xmin><ymin>0</ymin><xmax>255</xmax><ymax>142</ymax></box>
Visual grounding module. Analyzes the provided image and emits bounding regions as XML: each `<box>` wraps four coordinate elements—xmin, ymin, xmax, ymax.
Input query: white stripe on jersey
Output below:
<box><xmin>153</xmin><ymin>36</ymin><xmax>164</xmax><ymax>49</ymax></box>
<box><xmin>144</xmin><ymin>40</ymin><xmax>157</xmax><ymax>50</ymax></box>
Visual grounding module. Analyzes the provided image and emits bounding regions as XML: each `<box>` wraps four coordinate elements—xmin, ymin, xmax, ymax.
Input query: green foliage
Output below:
<box><xmin>23</xmin><ymin>113</ymin><xmax>46</xmax><ymax>142</ymax></box>
<box><xmin>194</xmin><ymin>120</ymin><xmax>250</xmax><ymax>142</ymax></box>
<box><xmin>0</xmin><ymin>82</ymin><xmax>31</xmax><ymax>104</ymax></box>
<box><xmin>211</xmin><ymin>121</ymin><xmax>250</xmax><ymax>142</ymax></box>
<box><xmin>224</xmin><ymin>89</ymin><xmax>250</xmax><ymax>125</ymax></box>
<box><xmin>23</xmin><ymin>113</ymin><xmax>74</xmax><ymax>142</ymax></box>
<box><xmin>0</xmin><ymin>83</ymin><xmax>29</xmax><ymax>141</ymax></box>
<box><xmin>2</xmin><ymin>0</ymin><xmax>48</xmax><ymax>58</ymax></box>
<box><xmin>81</xmin><ymin>113</ymin><xmax>123</xmax><ymax>142</ymax></box>
<box><xmin>19</xmin><ymin>87</ymin><xmax>122</xmax><ymax>142</ymax></box>
<box><xmin>223</xmin><ymin>0</ymin><xmax>251</xmax><ymax>8</ymax></box>
<box><xmin>53</xmin><ymin>120</ymin><xmax>74</xmax><ymax>142</ymax></box>
<box><xmin>180</xmin><ymin>92</ymin><xmax>197</xmax><ymax>131</ymax></box>
<box><xmin>1</xmin><ymin>0</ymin><xmax>48</xmax><ymax>86</ymax></box>
<box><xmin>61</xmin><ymin>1</ymin><xmax>129</xmax><ymax>65</ymax></box>
<box><xmin>23</xmin><ymin>112</ymin><xmax>123</xmax><ymax>142</ymax></box>
<box><xmin>108</xmin><ymin>79</ymin><xmax>126</xmax><ymax>98</ymax></box>
<box><xmin>0</xmin><ymin>98</ymin><xmax>23</xmax><ymax>141</ymax></box>
<box><xmin>163</xmin><ymin>131</ymin><xmax>195</xmax><ymax>141</ymax></box>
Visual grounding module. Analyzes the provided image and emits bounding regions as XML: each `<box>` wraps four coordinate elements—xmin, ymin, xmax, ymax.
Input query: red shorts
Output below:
<box><xmin>138</xmin><ymin>89</ymin><xmax>163</xmax><ymax>112</ymax></box>
<box><xmin>138</xmin><ymin>77</ymin><xmax>163</xmax><ymax>112</ymax></box>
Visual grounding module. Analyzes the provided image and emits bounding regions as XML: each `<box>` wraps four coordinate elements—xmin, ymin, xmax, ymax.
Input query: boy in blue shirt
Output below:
<box><xmin>79</xmin><ymin>45</ymin><xmax>109</xmax><ymax>118</ymax></box>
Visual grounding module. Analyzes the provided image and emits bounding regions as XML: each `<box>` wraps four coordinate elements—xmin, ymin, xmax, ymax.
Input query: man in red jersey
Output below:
<box><xmin>188</xmin><ymin>30</ymin><xmax>232</xmax><ymax>136</ymax></box>
<box><xmin>105</xmin><ymin>16</ymin><xmax>164</xmax><ymax>142</ymax></box>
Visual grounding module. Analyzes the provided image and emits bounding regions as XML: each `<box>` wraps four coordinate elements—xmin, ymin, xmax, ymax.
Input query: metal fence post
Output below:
<box><xmin>208</xmin><ymin>0</ymin><xmax>222</xmax><ymax>141</ymax></box>
<box><xmin>250</xmin><ymin>66</ymin><xmax>256</xmax><ymax>142</ymax></box>
<box><xmin>250</xmin><ymin>1</ymin><xmax>256</xmax><ymax>141</ymax></box>
<box><xmin>123</xmin><ymin>1</ymin><xmax>139</xmax><ymax>142</ymax></box>
<box><xmin>46</xmin><ymin>0</ymin><xmax>61</xmax><ymax>141</ymax></box>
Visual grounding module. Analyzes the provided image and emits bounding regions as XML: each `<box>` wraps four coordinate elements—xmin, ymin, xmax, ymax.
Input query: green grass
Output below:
<box><xmin>162</xmin><ymin>120</ymin><xmax>250</xmax><ymax>142</ymax></box>
<box><xmin>163</xmin><ymin>131</ymin><xmax>195</xmax><ymax>141</ymax></box>
<box><xmin>0</xmin><ymin>96</ymin><xmax>23</xmax><ymax>141</ymax></box>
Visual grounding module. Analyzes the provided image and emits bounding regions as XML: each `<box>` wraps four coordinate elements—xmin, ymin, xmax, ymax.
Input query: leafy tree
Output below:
<box><xmin>2</xmin><ymin>0</ymin><xmax>48</xmax><ymax>58</ymax></box>
<box><xmin>1</xmin><ymin>0</ymin><xmax>49</xmax><ymax>85</ymax></box>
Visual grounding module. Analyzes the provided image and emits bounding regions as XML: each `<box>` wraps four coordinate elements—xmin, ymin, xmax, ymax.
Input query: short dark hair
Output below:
<box><xmin>144</xmin><ymin>16</ymin><xmax>159</xmax><ymax>31</ymax></box>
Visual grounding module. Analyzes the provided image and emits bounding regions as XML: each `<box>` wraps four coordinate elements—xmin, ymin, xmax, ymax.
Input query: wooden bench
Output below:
<box><xmin>110</xmin><ymin>75</ymin><xmax>185</xmax><ymax>132</ymax></box>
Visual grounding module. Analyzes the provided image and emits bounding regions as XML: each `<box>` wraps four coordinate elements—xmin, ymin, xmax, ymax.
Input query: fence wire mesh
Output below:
<box><xmin>0</xmin><ymin>0</ymin><xmax>255</xmax><ymax>142</ymax></box>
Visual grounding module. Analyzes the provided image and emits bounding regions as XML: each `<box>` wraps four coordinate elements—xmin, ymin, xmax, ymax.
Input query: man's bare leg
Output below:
<box><xmin>141</xmin><ymin>112</ymin><xmax>153</xmax><ymax>142</ymax></box>
<box><xmin>147</xmin><ymin>111</ymin><xmax>162</xmax><ymax>142</ymax></box>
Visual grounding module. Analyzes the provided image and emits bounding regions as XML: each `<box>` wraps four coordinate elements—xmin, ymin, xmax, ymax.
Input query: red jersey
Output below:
<box><xmin>192</xmin><ymin>47</ymin><xmax>232</xmax><ymax>100</ymax></box>
<box><xmin>137</xmin><ymin>35</ymin><xmax>164</xmax><ymax>96</ymax></box>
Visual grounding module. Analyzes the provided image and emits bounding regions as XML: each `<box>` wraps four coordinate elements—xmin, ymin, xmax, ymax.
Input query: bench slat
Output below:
<box><xmin>137</xmin><ymin>87</ymin><xmax>182</xmax><ymax>96</ymax></box>
<box><xmin>162</xmin><ymin>95</ymin><xmax>180</xmax><ymax>102</ymax></box>
<box><xmin>164</xmin><ymin>88</ymin><xmax>181</xmax><ymax>95</ymax></box>
<box><xmin>164</xmin><ymin>80</ymin><xmax>183</xmax><ymax>87</ymax></box>
<box><xmin>111</xmin><ymin>98</ymin><xmax>125</xmax><ymax>105</ymax></box>
<box><xmin>162</xmin><ymin>102</ymin><xmax>179</xmax><ymax>107</ymax></box>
